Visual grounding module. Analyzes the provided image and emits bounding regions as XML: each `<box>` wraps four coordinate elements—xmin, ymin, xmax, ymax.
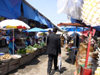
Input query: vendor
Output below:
<box><xmin>34</xmin><ymin>33</ymin><xmax>38</xmax><ymax>44</ymax></box>
<box><xmin>8</xmin><ymin>37</ymin><xmax>17</xmax><ymax>54</ymax></box>
<box><xmin>61</xmin><ymin>34</ymin><xmax>65</xmax><ymax>47</ymax></box>
<box><xmin>25</xmin><ymin>37</ymin><xmax>31</xmax><ymax>46</ymax></box>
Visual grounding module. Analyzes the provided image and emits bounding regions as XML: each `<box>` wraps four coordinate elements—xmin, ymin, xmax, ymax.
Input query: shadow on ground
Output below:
<box><xmin>50</xmin><ymin>67</ymin><xmax>67</xmax><ymax>75</ymax></box>
<box><xmin>7</xmin><ymin>53</ymin><xmax>47</xmax><ymax>75</ymax></box>
<box><xmin>65</xmin><ymin>52</ymin><xmax>76</xmax><ymax>65</ymax></box>
<box><xmin>60</xmin><ymin>67</ymin><xmax>67</xmax><ymax>74</ymax></box>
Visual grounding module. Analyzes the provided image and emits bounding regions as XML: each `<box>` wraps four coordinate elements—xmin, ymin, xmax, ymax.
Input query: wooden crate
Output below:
<box><xmin>8</xmin><ymin>59</ymin><xmax>20</xmax><ymax>72</ymax></box>
<box><xmin>0</xmin><ymin>63</ymin><xmax>8</xmax><ymax>75</ymax></box>
<box><xmin>40</xmin><ymin>48</ymin><xmax>45</xmax><ymax>54</ymax></box>
<box><xmin>34</xmin><ymin>50</ymin><xmax>39</xmax><ymax>56</ymax></box>
<box><xmin>19</xmin><ymin>54</ymin><xmax>28</xmax><ymax>66</ymax></box>
<box><xmin>19</xmin><ymin>53</ymin><xmax>33</xmax><ymax>66</ymax></box>
<box><xmin>26</xmin><ymin>53</ymin><xmax>33</xmax><ymax>62</ymax></box>
<box><xmin>38</xmin><ymin>47</ymin><xmax>46</xmax><ymax>55</ymax></box>
<box><xmin>32</xmin><ymin>52</ymin><xmax>37</xmax><ymax>58</ymax></box>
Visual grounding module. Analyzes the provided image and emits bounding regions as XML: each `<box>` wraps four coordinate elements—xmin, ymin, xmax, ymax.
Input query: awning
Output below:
<box><xmin>22</xmin><ymin>1</ymin><xmax>54</xmax><ymax>28</ymax></box>
<box><xmin>0</xmin><ymin>0</ymin><xmax>22</xmax><ymax>19</ymax></box>
<box><xmin>22</xmin><ymin>2</ymin><xmax>42</xmax><ymax>23</ymax></box>
<box><xmin>57</xmin><ymin>23</ymin><xmax>88</xmax><ymax>27</ymax></box>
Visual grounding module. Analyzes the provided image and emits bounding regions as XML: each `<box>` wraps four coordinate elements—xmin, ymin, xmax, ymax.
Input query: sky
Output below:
<box><xmin>26</xmin><ymin>0</ymin><xmax>68</xmax><ymax>25</ymax></box>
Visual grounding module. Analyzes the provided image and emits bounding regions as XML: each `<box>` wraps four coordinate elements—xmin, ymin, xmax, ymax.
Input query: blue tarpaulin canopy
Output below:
<box><xmin>45</xmin><ymin>19</ymin><xmax>54</xmax><ymax>28</ymax></box>
<box><xmin>0</xmin><ymin>0</ymin><xmax>22</xmax><ymax>19</ymax></box>
<box><xmin>38</xmin><ymin>15</ymin><xmax>48</xmax><ymax>25</ymax></box>
<box><xmin>26</xmin><ymin>27</ymin><xmax>48</xmax><ymax>32</ymax></box>
<box><xmin>71</xmin><ymin>18</ymin><xmax>100</xmax><ymax>31</ymax></box>
<box><xmin>0</xmin><ymin>0</ymin><xmax>54</xmax><ymax>28</ymax></box>
<box><xmin>93</xmin><ymin>26</ymin><xmax>100</xmax><ymax>31</ymax></box>
<box><xmin>39</xmin><ymin>15</ymin><xmax>54</xmax><ymax>28</ymax></box>
<box><xmin>60</xmin><ymin>26</ymin><xmax>88</xmax><ymax>32</ymax></box>
<box><xmin>22</xmin><ymin>2</ymin><xmax>43</xmax><ymax>24</ymax></box>
<box><xmin>22</xmin><ymin>2</ymin><xmax>53</xmax><ymax>28</ymax></box>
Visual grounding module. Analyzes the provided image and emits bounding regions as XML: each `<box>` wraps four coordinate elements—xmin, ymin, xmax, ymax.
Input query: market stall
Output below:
<box><xmin>57</xmin><ymin>22</ymin><xmax>99</xmax><ymax>75</ymax></box>
<box><xmin>0</xmin><ymin>19</ymin><xmax>47</xmax><ymax>74</ymax></box>
<box><xmin>0</xmin><ymin>43</ymin><xmax>46</xmax><ymax>75</ymax></box>
<box><xmin>57</xmin><ymin>0</ymin><xmax>100</xmax><ymax>74</ymax></box>
<box><xmin>0</xmin><ymin>19</ymin><xmax>30</xmax><ymax>54</ymax></box>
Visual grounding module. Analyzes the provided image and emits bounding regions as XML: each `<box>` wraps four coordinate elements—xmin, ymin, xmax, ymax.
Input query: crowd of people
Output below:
<box><xmin>3</xmin><ymin>27</ymin><xmax>97</xmax><ymax>75</ymax></box>
<box><xmin>46</xmin><ymin>27</ymin><xmax>98</xmax><ymax>75</ymax></box>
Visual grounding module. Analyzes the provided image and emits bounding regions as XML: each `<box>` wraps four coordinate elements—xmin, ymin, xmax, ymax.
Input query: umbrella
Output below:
<box><xmin>26</xmin><ymin>27</ymin><xmax>48</xmax><ymax>32</ymax></box>
<box><xmin>0</xmin><ymin>19</ymin><xmax>30</xmax><ymax>29</ymax></box>
<box><xmin>0</xmin><ymin>19</ymin><xmax>30</xmax><ymax>54</ymax></box>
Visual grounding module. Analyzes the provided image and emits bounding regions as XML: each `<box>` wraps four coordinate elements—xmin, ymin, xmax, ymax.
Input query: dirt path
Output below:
<box><xmin>8</xmin><ymin>48</ymin><xmax>76</xmax><ymax>75</ymax></box>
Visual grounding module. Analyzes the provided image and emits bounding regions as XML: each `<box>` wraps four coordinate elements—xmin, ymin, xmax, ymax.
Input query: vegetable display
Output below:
<box><xmin>17</xmin><ymin>48</ymin><xmax>26</xmax><ymax>54</ymax></box>
<box><xmin>33</xmin><ymin>44</ymin><xmax>41</xmax><ymax>48</ymax></box>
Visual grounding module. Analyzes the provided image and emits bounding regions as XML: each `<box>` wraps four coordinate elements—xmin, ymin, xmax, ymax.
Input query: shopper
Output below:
<box><xmin>47</xmin><ymin>27</ymin><xmax>61</xmax><ymax>75</ymax></box>
<box><xmin>48</xmin><ymin>30</ymin><xmax>52</xmax><ymax>35</ymax></box>
<box><xmin>73</xmin><ymin>33</ymin><xmax>80</xmax><ymax>48</ymax></box>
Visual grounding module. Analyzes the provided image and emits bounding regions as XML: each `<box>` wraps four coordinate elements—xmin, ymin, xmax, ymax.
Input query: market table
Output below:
<box><xmin>0</xmin><ymin>46</ymin><xmax>47</xmax><ymax>75</ymax></box>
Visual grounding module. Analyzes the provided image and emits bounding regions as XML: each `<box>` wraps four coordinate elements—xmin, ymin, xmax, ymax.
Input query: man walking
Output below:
<box><xmin>47</xmin><ymin>27</ymin><xmax>61</xmax><ymax>75</ymax></box>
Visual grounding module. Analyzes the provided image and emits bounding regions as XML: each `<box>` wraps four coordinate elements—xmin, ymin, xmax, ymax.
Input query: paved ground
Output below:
<box><xmin>7</xmin><ymin>48</ymin><xmax>76</xmax><ymax>75</ymax></box>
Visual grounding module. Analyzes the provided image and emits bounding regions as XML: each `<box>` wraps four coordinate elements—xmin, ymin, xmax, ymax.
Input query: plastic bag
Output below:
<box><xmin>58</xmin><ymin>56</ymin><xmax>62</xmax><ymax>70</ymax></box>
<box><xmin>57</xmin><ymin>0</ymin><xmax>83</xmax><ymax>20</ymax></box>
<box><xmin>57</xmin><ymin>0</ymin><xmax>68</xmax><ymax>14</ymax></box>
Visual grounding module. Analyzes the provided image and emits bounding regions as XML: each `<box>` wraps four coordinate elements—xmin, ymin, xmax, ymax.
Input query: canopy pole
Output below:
<box><xmin>13</xmin><ymin>29</ymin><xmax>14</xmax><ymax>54</ymax></box>
<box><xmin>83</xmin><ymin>27</ymin><xmax>92</xmax><ymax>75</ymax></box>
<box><xmin>75</xmin><ymin>26</ymin><xmax>77</xmax><ymax>47</ymax></box>
<box><xmin>85</xmin><ymin>27</ymin><xmax>92</xmax><ymax>67</ymax></box>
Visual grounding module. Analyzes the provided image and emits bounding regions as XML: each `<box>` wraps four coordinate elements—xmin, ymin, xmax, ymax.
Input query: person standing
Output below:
<box><xmin>47</xmin><ymin>27</ymin><xmax>61</xmax><ymax>75</ymax></box>
<box><xmin>25</xmin><ymin>37</ymin><xmax>31</xmax><ymax>46</ymax></box>
<box><xmin>73</xmin><ymin>33</ymin><xmax>80</xmax><ymax>48</ymax></box>
<box><xmin>8</xmin><ymin>37</ymin><xmax>17</xmax><ymax>54</ymax></box>
<box><xmin>48</xmin><ymin>30</ymin><xmax>52</xmax><ymax>35</ymax></box>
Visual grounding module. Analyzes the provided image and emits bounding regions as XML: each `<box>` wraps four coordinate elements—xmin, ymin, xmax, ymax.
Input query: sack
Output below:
<box><xmin>58</xmin><ymin>56</ymin><xmax>62</xmax><ymax>70</ymax></box>
<box><xmin>57</xmin><ymin>0</ymin><xmax>83</xmax><ymax>20</ymax></box>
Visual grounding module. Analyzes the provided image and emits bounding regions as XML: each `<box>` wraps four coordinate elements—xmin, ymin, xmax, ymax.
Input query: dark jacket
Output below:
<box><xmin>47</xmin><ymin>33</ymin><xmax>61</xmax><ymax>55</ymax></box>
<box><xmin>73</xmin><ymin>33</ymin><xmax>80</xmax><ymax>48</ymax></box>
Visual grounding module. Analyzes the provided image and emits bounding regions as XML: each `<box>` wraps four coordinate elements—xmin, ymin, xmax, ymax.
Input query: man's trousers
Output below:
<box><xmin>47</xmin><ymin>54</ymin><xmax>58</xmax><ymax>74</ymax></box>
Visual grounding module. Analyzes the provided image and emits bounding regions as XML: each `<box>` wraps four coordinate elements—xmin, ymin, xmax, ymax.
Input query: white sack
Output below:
<box><xmin>57</xmin><ymin>0</ymin><xmax>83</xmax><ymax>20</ymax></box>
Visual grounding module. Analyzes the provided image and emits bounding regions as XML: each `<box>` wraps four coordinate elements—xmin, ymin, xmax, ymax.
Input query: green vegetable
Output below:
<box><xmin>17</xmin><ymin>48</ymin><xmax>26</xmax><ymax>54</ymax></box>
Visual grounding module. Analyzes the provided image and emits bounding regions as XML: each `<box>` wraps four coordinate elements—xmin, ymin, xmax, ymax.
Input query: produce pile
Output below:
<box><xmin>0</xmin><ymin>43</ymin><xmax>46</xmax><ymax>62</ymax></box>
<box><xmin>77</xmin><ymin>43</ymin><xmax>96</xmax><ymax>66</ymax></box>
<box><xmin>25</xmin><ymin>45</ymin><xmax>37</xmax><ymax>53</ymax></box>
<box><xmin>0</xmin><ymin>54</ymin><xmax>22</xmax><ymax>61</ymax></box>
<box><xmin>0</xmin><ymin>54</ymin><xmax>11</xmax><ymax>61</ymax></box>
<box><xmin>17</xmin><ymin>48</ymin><xmax>26</xmax><ymax>54</ymax></box>
<box><xmin>17</xmin><ymin>43</ymin><xmax>46</xmax><ymax>54</ymax></box>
